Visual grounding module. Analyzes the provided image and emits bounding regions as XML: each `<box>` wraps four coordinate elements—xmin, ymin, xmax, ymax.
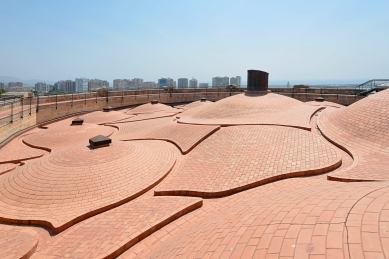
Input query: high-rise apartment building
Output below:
<box><xmin>75</xmin><ymin>78</ymin><xmax>89</xmax><ymax>92</ymax></box>
<box><xmin>0</xmin><ymin>82</ymin><xmax>5</xmax><ymax>90</ymax></box>
<box><xmin>53</xmin><ymin>80</ymin><xmax>76</xmax><ymax>92</ymax></box>
<box><xmin>113</xmin><ymin>78</ymin><xmax>143</xmax><ymax>90</ymax></box>
<box><xmin>158</xmin><ymin>78</ymin><xmax>175</xmax><ymax>88</ymax></box>
<box><xmin>189</xmin><ymin>78</ymin><xmax>198</xmax><ymax>88</ymax></box>
<box><xmin>177</xmin><ymin>78</ymin><xmax>189</xmax><ymax>88</ymax></box>
<box><xmin>35</xmin><ymin>82</ymin><xmax>49</xmax><ymax>92</ymax></box>
<box><xmin>142</xmin><ymin>81</ymin><xmax>158</xmax><ymax>89</ymax></box>
<box><xmin>88</xmin><ymin>79</ymin><xmax>109</xmax><ymax>91</ymax></box>
<box><xmin>212</xmin><ymin>76</ymin><xmax>229</xmax><ymax>88</ymax></box>
<box><xmin>8</xmin><ymin>82</ymin><xmax>23</xmax><ymax>88</ymax></box>
<box><xmin>236</xmin><ymin>76</ymin><xmax>241</xmax><ymax>87</ymax></box>
<box><xmin>230</xmin><ymin>77</ymin><xmax>236</xmax><ymax>85</ymax></box>
<box><xmin>199</xmin><ymin>83</ymin><xmax>209</xmax><ymax>88</ymax></box>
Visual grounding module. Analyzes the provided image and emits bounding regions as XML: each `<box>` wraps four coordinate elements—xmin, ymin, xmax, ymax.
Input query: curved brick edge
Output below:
<box><xmin>0</xmin><ymin>225</ymin><xmax>39</xmax><ymax>259</ymax></box>
<box><xmin>106</xmin><ymin>199</ymin><xmax>203</xmax><ymax>259</ymax></box>
<box><xmin>317</xmin><ymin>116</ymin><xmax>381</xmax><ymax>183</ymax></box>
<box><xmin>344</xmin><ymin>186</ymin><xmax>389</xmax><ymax>259</ymax></box>
<box><xmin>155</xmin><ymin>158</ymin><xmax>342</xmax><ymax>198</ymax></box>
<box><xmin>0</xmin><ymin>159</ymin><xmax>178</xmax><ymax>234</ymax></box>
<box><xmin>122</xmin><ymin>126</ymin><xmax>220</xmax><ymax>154</ymax></box>
<box><xmin>177</xmin><ymin>121</ymin><xmax>314</xmax><ymax>131</ymax></box>
<box><xmin>0</xmin><ymin>163</ymin><xmax>17</xmax><ymax>175</ymax></box>
<box><xmin>21</xmin><ymin>124</ymin><xmax>114</xmax><ymax>153</ymax></box>
<box><xmin>112</xmin><ymin>112</ymin><xmax>180</xmax><ymax>124</ymax></box>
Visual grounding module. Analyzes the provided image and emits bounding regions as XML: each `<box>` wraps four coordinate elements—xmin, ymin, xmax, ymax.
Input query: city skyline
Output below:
<box><xmin>1</xmin><ymin>0</ymin><xmax>388</xmax><ymax>85</ymax></box>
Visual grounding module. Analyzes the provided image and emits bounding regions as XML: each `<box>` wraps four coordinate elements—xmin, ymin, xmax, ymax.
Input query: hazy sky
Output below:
<box><xmin>1</xmin><ymin>0</ymin><xmax>388</xmax><ymax>85</ymax></box>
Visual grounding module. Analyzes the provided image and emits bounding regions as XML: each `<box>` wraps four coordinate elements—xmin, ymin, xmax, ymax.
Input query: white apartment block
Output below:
<box><xmin>189</xmin><ymin>78</ymin><xmax>198</xmax><ymax>88</ymax></box>
<box><xmin>212</xmin><ymin>76</ymin><xmax>229</xmax><ymax>88</ymax></box>
<box><xmin>75</xmin><ymin>77</ymin><xmax>89</xmax><ymax>92</ymax></box>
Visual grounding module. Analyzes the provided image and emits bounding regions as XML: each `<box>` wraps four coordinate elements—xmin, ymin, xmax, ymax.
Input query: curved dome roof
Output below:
<box><xmin>178</xmin><ymin>93</ymin><xmax>320</xmax><ymax>129</ymax></box>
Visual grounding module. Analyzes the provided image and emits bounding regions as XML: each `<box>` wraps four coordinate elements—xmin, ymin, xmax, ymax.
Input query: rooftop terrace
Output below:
<box><xmin>0</xmin><ymin>86</ymin><xmax>388</xmax><ymax>258</ymax></box>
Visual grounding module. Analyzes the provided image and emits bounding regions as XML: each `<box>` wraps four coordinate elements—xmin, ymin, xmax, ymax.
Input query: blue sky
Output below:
<box><xmin>1</xmin><ymin>0</ymin><xmax>388</xmax><ymax>85</ymax></box>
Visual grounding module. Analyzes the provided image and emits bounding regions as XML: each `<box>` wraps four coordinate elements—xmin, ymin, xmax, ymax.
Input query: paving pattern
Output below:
<box><xmin>32</xmin><ymin>196</ymin><xmax>202</xmax><ymax>259</ymax></box>
<box><xmin>317</xmin><ymin>89</ymin><xmax>389</xmax><ymax>181</ymax></box>
<box><xmin>305</xmin><ymin>100</ymin><xmax>344</xmax><ymax>108</ymax></box>
<box><xmin>114</xmin><ymin>119</ymin><xmax>219</xmax><ymax>154</ymax></box>
<box><xmin>0</xmin><ymin>163</ymin><xmax>16</xmax><ymax>175</ymax></box>
<box><xmin>176</xmin><ymin>100</ymin><xmax>213</xmax><ymax>110</ymax></box>
<box><xmin>178</xmin><ymin>93</ymin><xmax>320</xmax><ymax>129</ymax></box>
<box><xmin>78</xmin><ymin>110</ymin><xmax>134</xmax><ymax>124</ymax></box>
<box><xmin>23</xmin><ymin>123</ymin><xmax>114</xmax><ymax>152</ymax></box>
<box><xmin>0</xmin><ymin>140</ymin><xmax>178</xmax><ymax>233</ymax></box>
<box><xmin>155</xmin><ymin>125</ymin><xmax>341</xmax><ymax>197</ymax></box>
<box><xmin>0</xmin><ymin>129</ymin><xmax>46</xmax><ymax>164</ymax></box>
<box><xmin>0</xmin><ymin>224</ymin><xmax>39</xmax><ymax>259</ymax></box>
<box><xmin>125</xmin><ymin>103</ymin><xmax>177</xmax><ymax>115</ymax></box>
<box><xmin>114</xmin><ymin>111</ymin><xmax>180</xmax><ymax>123</ymax></box>
<box><xmin>346</xmin><ymin>186</ymin><xmax>389</xmax><ymax>259</ymax></box>
<box><xmin>144</xmin><ymin>181</ymin><xmax>389</xmax><ymax>259</ymax></box>
<box><xmin>0</xmin><ymin>91</ymin><xmax>388</xmax><ymax>258</ymax></box>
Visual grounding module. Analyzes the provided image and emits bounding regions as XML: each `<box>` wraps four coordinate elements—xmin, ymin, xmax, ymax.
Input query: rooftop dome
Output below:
<box><xmin>178</xmin><ymin>93</ymin><xmax>320</xmax><ymax>129</ymax></box>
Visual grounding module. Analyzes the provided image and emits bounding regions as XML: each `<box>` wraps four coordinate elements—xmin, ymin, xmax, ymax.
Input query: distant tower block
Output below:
<box><xmin>246</xmin><ymin>70</ymin><xmax>271</xmax><ymax>94</ymax></box>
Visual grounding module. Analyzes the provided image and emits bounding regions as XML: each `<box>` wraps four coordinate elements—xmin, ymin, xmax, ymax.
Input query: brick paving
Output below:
<box><xmin>305</xmin><ymin>100</ymin><xmax>344</xmax><ymax>108</ymax></box>
<box><xmin>0</xmin><ymin>163</ymin><xmax>16</xmax><ymax>175</ymax></box>
<box><xmin>317</xmin><ymin>89</ymin><xmax>389</xmax><ymax>181</ymax></box>
<box><xmin>113</xmin><ymin>119</ymin><xmax>219</xmax><ymax>154</ymax></box>
<box><xmin>23</xmin><ymin>123</ymin><xmax>114</xmax><ymax>152</ymax></box>
<box><xmin>124</xmin><ymin>103</ymin><xmax>178</xmax><ymax>115</ymax></box>
<box><xmin>141</xmin><ymin>181</ymin><xmax>389</xmax><ymax>259</ymax></box>
<box><xmin>0</xmin><ymin>128</ymin><xmax>47</xmax><ymax>164</ymax></box>
<box><xmin>0</xmin><ymin>224</ymin><xmax>39</xmax><ymax>259</ymax></box>
<box><xmin>175</xmin><ymin>100</ymin><xmax>212</xmax><ymax>110</ymax></box>
<box><xmin>178</xmin><ymin>93</ymin><xmax>320</xmax><ymax>129</ymax></box>
<box><xmin>0</xmin><ymin>140</ymin><xmax>178</xmax><ymax>233</ymax></box>
<box><xmin>155</xmin><ymin>125</ymin><xmax>341</xmax><ymax>197</ymax></box>
<box><xmin>0</xmin><ymin>92</ymin><xmax>388</xmax><ymax>258</ymax></box>
<box><xmin>31</xmin><ymin>196</ymin><xmax>202</xmax><ymax>259</ymax></box>
<box><xmin>114</xmin><ymin>111</ymin><xmax>180</xmax><ymax>123</ymax></box>
<box><xmin>78</xmin><ymin>110</ymin><xmax>134</xmax><ymax>124</ymax></box>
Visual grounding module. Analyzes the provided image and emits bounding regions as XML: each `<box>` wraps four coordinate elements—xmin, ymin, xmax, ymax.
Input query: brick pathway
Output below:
<box><xmin>31</xmin><ymin>196</ymin><xmax>202</xmax><ymax>259</ymax></box>
<box><xmin>142</xmin><ymin>181</ymin><xmax>389</xmax><ymax>259</ymax></box>
<box><xmin>0</xmin><ymin>224</ymin><xmax>39</xmax><ymax>259</ymax></box>
<box><xmin>178</xmin><ymin>93</ymin><xmax>320</xmax><ymax>130</ymax></box>
<box><xmin>23</xmin><ymin>123</ymin><xmax>114</xmax><ymax>152</ymax></box>
<box><xmin>0</xmin><ymin>92</ymin><xmax>387</xmax><ymax>258</ymax></box>
<box><xmin>175</xmin><ymin>100</ymin><xmax>212</xmax><ymax>110</ymax></box>
<box><xmin>317</xmin><ymin>89</ymin><xmax>389</xmax><ymax>181</ymax></box>
<box><xmin>0</xmin><ymin>128</ymin><xmax>46</xmax><ymax>164</ymax></box>
<box><xmin>0</xmin><ymin>163</ymin><xmax>16</xmax><ymax>175</ymax></box>
<box><xmin>155</xmin><ymin>125</ymin><xmax>341</xmax><ymax>197</ymax></box>
<box><xmin>305</xmin><ymin>100</ymin><xmax>344</xmax><ymax>108</ymax></box>
<box><xmin>0</xmin><ymin>140</ymin><xmax>178</xmax><ymax>233</ymax></box>
<box><xmin>114</xmin><ymin>119</ymin><xmax>219</xmax><ymax>154</ymax></box>
<box><xmin>114</xmin><ymin>111</ymin><xmax>180</xmax><ymax>123</ymax></box>
<box><xmin>78</xmin><ymin>110</ymin><xmax>134</xmax><ymax>124</ymax></box>
<box><xmin>125</xmin><ymin>103</ymin><xmax>179</xmax><ymax>115</ymax></box>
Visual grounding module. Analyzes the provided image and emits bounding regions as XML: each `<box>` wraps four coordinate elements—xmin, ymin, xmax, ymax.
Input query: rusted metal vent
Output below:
<box><xmin>200</xmin><ymin>97</ymin><xmax>207</xmax><ymax>102</ymax></box>
<box><xmin>315</xmin><ymin>97</ymin><xmax>325</xmax><ymax>102</ymax></box>
<box><xmin>71</xmin><ymin>117</ymin><xmax>84</xmax><ymax>125</ymax></box>
<box><xmin>103</xmin><ymin>106</ymin><xmax>113</xmax><ymax>112</ymax></box>
<box><xmin>89</xmin><ymin>135</ymin><xmax>112</xmax><ymax>149</ymax></box>
<box><xmin>151</xmin><ymin>100</ymin><xmax>159</xmax><ymax>105</ymax></box>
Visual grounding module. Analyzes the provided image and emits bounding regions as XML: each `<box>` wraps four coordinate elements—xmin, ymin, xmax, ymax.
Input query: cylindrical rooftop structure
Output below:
<box><xmin>247</xmin><ymin>70</ymin><xmax>269</xmax><ymax>92</ymax></box>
